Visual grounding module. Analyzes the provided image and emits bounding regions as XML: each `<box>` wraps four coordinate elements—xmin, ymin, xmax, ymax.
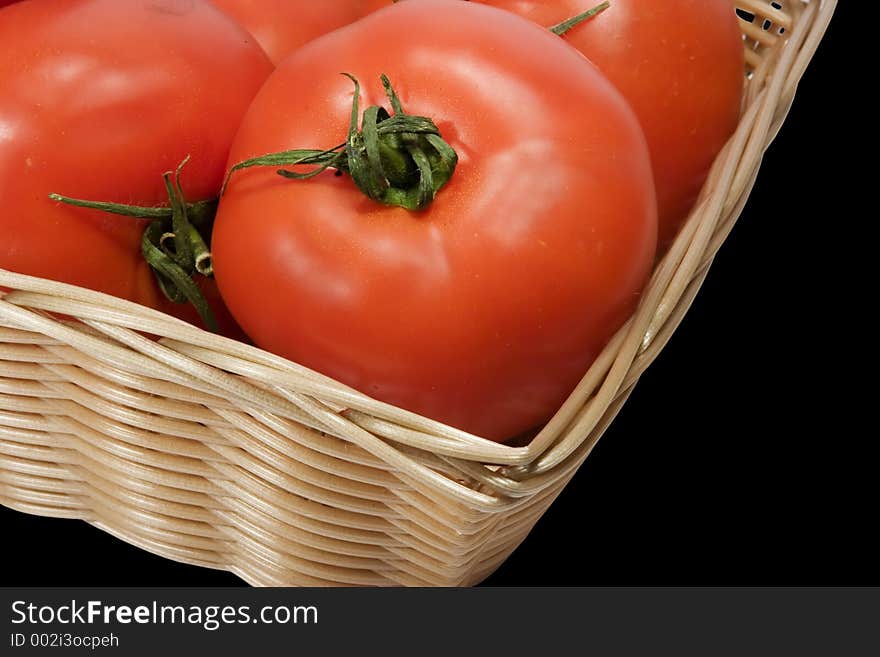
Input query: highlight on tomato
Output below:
<box><xmin>477</xmin><ymin>0</ymin><xmax>745</xmax><ymax>250</ymax></box>
<box><xmin>212</xmin><ymin>0</ymin><xmax>658</xmax><ymax>442</ymax></box>
<box><xmin>0</xmin><ymin>0</ymin><xmax>273</xmax><ymax>333</ymax></box>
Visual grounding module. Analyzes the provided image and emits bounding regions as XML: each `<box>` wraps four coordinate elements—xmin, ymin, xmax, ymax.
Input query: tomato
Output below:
<box><xmin>213</xmin><ymin>0</ymin><xmax>656</xmax><ymax>441</ymax></box>
<box><xmin>0</xmin><ymin>0</ymin><xmax>272</xmax><ymax>332</ymax></box>
<box><xmin>362</xmin><ymin>0</ymin><xmax>393</xmax><ymax>12</ymax></box>
<box><xmin>477</xmin><ymin>0</ymin><xmax>744</xmax><ymax>250</ymax></box>
<box><xmin>208</xmin><ymin>0</ymin><xmax>382</xmax><ymax>64</ymax></box>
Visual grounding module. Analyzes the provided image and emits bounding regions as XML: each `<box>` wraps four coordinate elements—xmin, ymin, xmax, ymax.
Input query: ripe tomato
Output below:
<box><xmin>478</xmin><ymin>0</ymin><xmax>744</xmax><ymax>249</ymax></box>
<box><xmin>213</xmin><ymin>0</ymin><xmax>657</xmax><ymax>441</ymax></box>
<box><xmin>362</xmin><ymin>0</ymin><xmax>393</xmax><ymax>12</ymax></box>
<box><xmin>0</xmin><ymin>0</ymin><xmax>272</xmax><ymax>331</ymax></box>
<box><xmin>208</xmin><ymin>0</ymin><xmax>382</xmax><ymax>64</ymax></box>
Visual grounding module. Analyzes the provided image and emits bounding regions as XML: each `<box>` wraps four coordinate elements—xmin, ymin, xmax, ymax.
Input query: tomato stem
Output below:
<box><xmin>222</xmin><ymin>73</ymin><xmax>458</xmax><ymax>212</ymax></box>
<box><xmin>48</xmin><ymin>158</ymin><xmax>219</xmax><ymax>331</ymax></box>
<box><xmin>46</xmin><ymin>194</ymin><xmax>217</xmax><ymax>229</ymax></box>
<box><xmin>549</xmin><ymin>1</ymin><xmax>610</xmax><ymax>36</ymax></box>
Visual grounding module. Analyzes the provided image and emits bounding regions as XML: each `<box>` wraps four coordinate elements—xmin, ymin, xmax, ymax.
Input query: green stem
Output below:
<box><xmin>49</xmin><ymin>158</ymin><xmax>218</xmax><ymax>331</ymax></box>
<box><xmin>223</xmin><ymin>73</ymin><xmax>458</xmax><ymax>212</ymax></box>
<box><xmin>163</xmin><ymin>168</ymin><xmax>194</xmax><ymax>270</ymax></box>
<box><xmin>46</xmin><ymin>194</ymin><xmax>217</xmax><ymax>229</ymax></box>
<box><xmin>549</xmin><ymin>1</ymin><xmax>610</xmax><ymax>36</ymax></box>
<box><xmin>142</xmin><ymin>222</ymin><xmax>218</xmax><ymax>332</ymax></box>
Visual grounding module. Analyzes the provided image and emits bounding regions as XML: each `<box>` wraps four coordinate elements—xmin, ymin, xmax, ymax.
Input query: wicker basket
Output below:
<box><xmin>0</xmin><ymin>0</ymin><xmax>835</xmax><ymax>587</ymax></box>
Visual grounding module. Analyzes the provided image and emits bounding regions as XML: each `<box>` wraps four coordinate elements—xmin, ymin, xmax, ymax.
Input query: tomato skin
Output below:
<box><xmin>478</xmin><ymin>0</ymin><xmax>744</xmax><ymax>249</ymax></box>
<box><xmin>213</xmin><ymin>0</ymin><xmax>656</xmax><ymax>441</ymax></box>
<box><xmin>208</xmin><ymin>0</ymin><xmax>382</xmax><ymax>64</ymax></box>
<box><xmin>0</xmin><ymin>0</ymin><xmax>272</xmax><ymax>332</ymax></box>
<box><xmin>362</xmin><ymin>0</ymin><xmax>393</xmax><ymax>13</ymax></box>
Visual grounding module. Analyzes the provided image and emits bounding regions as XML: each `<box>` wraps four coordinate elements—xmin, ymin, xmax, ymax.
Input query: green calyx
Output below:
<box><xmin>223</xmin><ymin>73</ymin><xmax>458</xmax><ymax>212</ymax></box>
<box><xmin>48</xmin><ymin>157</ymin><xmax>219</xmax><ymax>332</ymax></box>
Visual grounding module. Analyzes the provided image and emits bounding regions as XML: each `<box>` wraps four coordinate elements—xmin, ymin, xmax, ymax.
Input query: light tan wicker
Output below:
<box><xmin>0</xmin><ymin>0</ymin><xmax>836</xmax><ymax>587</ymax></box>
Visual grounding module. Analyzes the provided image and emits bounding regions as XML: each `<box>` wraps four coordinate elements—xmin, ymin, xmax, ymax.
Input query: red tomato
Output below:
<box><xmin>362</xmin><ymin>0</ymin><xmax>393</xmax><ymax>12</ymax></box>
<box><xmin>208</xmin><ymin>0</ymin><xmax>381</xmax><ymax>64</ymax></box>
<box><xmin>213</xmin><ymin>0</ymin><xmax>657</xmax><ymax>441</ymax></box>
<box><xmin>0</xmin><ymin>0</ymin><xmax>272</xmax><ymax>332</ymax></box>
<box><xmin>478</xmin><ymin>0</ymin><xmax>744</xmax><ymax>249</ymax></box>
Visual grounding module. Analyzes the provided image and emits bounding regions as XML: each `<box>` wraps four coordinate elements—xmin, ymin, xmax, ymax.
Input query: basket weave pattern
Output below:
<box><xmin>0</xmin><ymin>1</ymin><xmax>835</xmax><ymax>586</ymax></box>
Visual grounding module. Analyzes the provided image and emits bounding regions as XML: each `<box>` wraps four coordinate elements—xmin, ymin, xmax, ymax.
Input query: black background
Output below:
<box><xmin>3</xmin><ymin>4</ymin><xmax>871</xmax><ymax>587</ymax></box>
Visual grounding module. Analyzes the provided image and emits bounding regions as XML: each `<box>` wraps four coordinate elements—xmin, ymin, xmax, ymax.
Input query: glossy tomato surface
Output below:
<box><xmin>479</xmin><ymin>0</ymin><xmax>744</xmax><ymax>249</ymax></box>
<box><xmin>0</xmin><ymin>0</ymin><xmax>272</xmax><ymax>331</ymax></box>
<box><xmin>213</xmin><ymin>0</ymin><xmax>657</xmax><ymax>441</ymax></box>
<box><xmin>209</xmin><ymin>0</ymin><xmax>381</xmax><ymax>64</ymax></box>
